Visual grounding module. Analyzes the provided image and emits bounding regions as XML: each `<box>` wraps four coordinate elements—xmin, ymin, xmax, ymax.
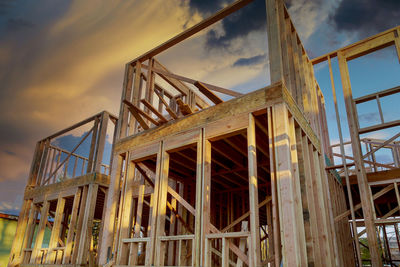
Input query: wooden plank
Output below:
<box><xmin>62</xmin><ymin>188</ymin><xmax>82</xmax><ymax>264</ymax></box>
<box><xmin>94</xmin><ymin>112</ymin><xmax>109</xmax><ymax>172</ymax></box>
<box><xmin>129</xmin><ymin>0</ymin><xmax>254</xmax><ymax>63</ymax></box>
<box><xmin>194</xmin><ymin>129</ymin><xmax>203</xmax><ymax>267</ymax></box>
<box><xmin>154</xmin><ymin>90</ymin><xmax>178</xmax><ymax>119</ymax></box>
<box><xmin>154</xmin><ymin>148</ymin><xmax>170</xmax><ymax>266</ymax></box>
<box><xmin>345</xmin><ymin>31</ymin><xmax>396</xmax><ymax>60</ymax></box>
<box><xmin>354</xmin><ymin>85</ymin><xmax>400</xmax><ymax>104</ymax></box>
<box><xmin>359</xmin><ymin>119</ymin><xmax>400</xmax><ymax>134</ymax></box>
<box><xmin>76</xmin><ymin>184</ymin><xmax>99</xmax><ymax>264</ymax></box>
<box><xmin>129</xmin><ymin>61</ymin><xmax>143</xmax><ymax>135</ymax></box>
<box><xmin>44</xmin><ymin>127</ymin><xmax>94</xmax><ymax>184</ymax></box>
<box><xmin>201</xmin><ymin>138</ymin><xmax>212</xmax><ymax>265</ymax></box>
<box><xmin>335</xmin><ymin>184</ymin><xmax>394</xmax><ymax>222</ymax></box>
<box><xmin>30</xmin><ymin>200</ymin><xmax>50</xmax><ymax>264</ymax></box>
<box><xmin>118</xmin><ymin>64</ymin><xmax>135</xmax><ymax>139</ymax></box>
<box><xmin>21</xmin><ymin>203</ymin><xmax>38</xmax><ymax>262</ymax></box>
<box><xmin>46</xmin><ymin>196</ymin><xmax>66</xmax><ymax>264</ymax></box>
<box><xmin>116</xmin><ymin>161</ymin><xmax>135</xmax><ymax>265</ymax></box>
<box><xmin>338</xmin><ymin>51</ymin><xmax>383</xmax><ymax>267</ymax></box>
<box><xmin>144</xmin><ymin>63</ymin><xmax>241</xmax><ymax>98</ymax></box>
<box><xmin>311</xmin><ymin>26</ymin><xmax>400</xmax><ymax>64</ymax></box>
<box><xmin>247</xmin><ymin>113</ymin><xmax>262</xmax><ymax>266</ymax></box>
<box><xmin>151</xmin><ymin>60</ymin><xmax>209</xmax><ymax>108</ymax></box>
<box><xmin>141</xmin><ymin>99</ymin><xmax>168</xmax><ymax>122</ymax></box>
<box><xmin>287</xmin><ymin>117</ymin><xmax>308</xmax><ymax>267</ymax></box>
<box><xmin>8</xmin><ymin>199</ymin><xmax>32</xmax><ymax>266</ymax></box>
<box><xmin>296</xmin><ymin>130</ymin><xmax>320</xmax><ymax>266</ymax></box>
<box><xmin>267</xmin><ymin>107</ymin><xmax>281</xmax><ymax>267</ymax></box>
<box><xmin>86</xmin><ymin>117</ymin><xmax>100</xmax><ymax>173</ymax></box>
<box><xmin>266</xmin><ymin>0</ymin><xmax>283</xmax><ymax>84</ymax></box>
<box><xmin>194</xmin><ymin>81</ymin><xmax>223</xmax><ymax>104</ymax></box>
<box><xmin>176</xmin><ymin>98</ymin><xmax>193</xmax><ymax>115</ymax></box>
<box><xmin>221</xmin><ymin>197</ymin><xmax>271</xmax><ymax>233</ymax></box>
<box><xmin>168</xmin><ymin>186</ymin><xmax>196</xmax><ymax>216</ymax></box>
<box><xmin>345</xmin><ymin>168</ymin><xmax>400</xmax><ymax>185</ymax></box>
<box><xmin>272</xmin><ymin>103</ymin><xmax>302</xmax><ymax>266</ymax></box>
<box><xmin>123</xmin><ymin>99</ymin><xmax>158</xmax><ymax>127</ymax></box>
<box><xmin>145</xmin><ymin>143</ymin><xmax>163</xmax><ymax>266</ymax></box>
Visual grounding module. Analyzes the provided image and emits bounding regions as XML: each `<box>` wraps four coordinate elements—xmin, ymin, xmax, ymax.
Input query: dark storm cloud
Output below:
<box><xmin>186</xmin><ymin>0</ymin><xmax>224</xmax><ymax>15</ymax></box>
<box><xmin>187</xmin><ymin>0</ymin><xmax>266</xmax><ymax>50</ymax></box>
<box><xmin>233</xmin><ymin>53</ymin><xmax>266</xmax><ymax>67</ymax></box>
<box><xmin>331</xmin><ymin>0</ymin><xmax>400</xmax><ymax>37</ymax></box>
<box><xmin>6</xmin><ymin>18</ymin><xmax>34</xmax><ymax>31</ymax></box>
<box><xmin>0</xmin><ymin>0</ymin><xmax>13</xmax><ymax>15</ymax></box>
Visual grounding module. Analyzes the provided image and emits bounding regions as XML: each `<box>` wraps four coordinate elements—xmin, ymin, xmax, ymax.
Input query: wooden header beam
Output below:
<box><xmin>311</xmin><ymin>25</ymin><xmax>400</xmax><ymax>65</ymax></box>
<box><xmin>40</xmin><ymin>110</ymin><xmax>117</xmax><ymax>142</ymax></box>
<box><xmin>128</xmin><ymin>0</ymin><xmax>254</xmax><ymax>64</ymax></box>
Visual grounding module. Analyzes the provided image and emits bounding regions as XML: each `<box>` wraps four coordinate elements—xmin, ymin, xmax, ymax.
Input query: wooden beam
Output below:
<box><xmin>62</xmin><ymin>188</ymin><xmax>82</xmax><ymax>264</ymax></box>
<box><xmin>247</xmin><ymin>114</ymin><xmax>262</xmax><ymax>267</ymax></box>
<box><xmin>194</xmin><ymin>81</ymin><xmax>223</xmax><ymax>104</ymax></box>
<box><xmin>46</xmin><ymin>196</ymin><xmax>66</xmax><ymax>264</ymax></box>
<box><xmin>345</xmin><ymin>168</ymin><xmax>400</xmax><ymax>185</ymax></box>
<box><xmin>141</xmin><ymin>99</ymin><xmax>168</xmax><ymax>122</ymax></box>
<box><xmin>154</xmin><ymin>90</ymin><xmax>178</xmax><ymax>119</ymax></box>
<box><xmin>176</xmin><ymin>98</ymin><xmax>193</xmax><ymax>115</ymax></box>
<box><xmin>129</xmin><ymin>0</ymin><xmax>254</xmax><ymax>63</ymax></box>
<box><xmin>76</xmin><ymin>184</ymin><xmax>99</xmax><ymax>264</ymax></box>
<box><xmin>30</xmin><ymin>200</ymin><xmax>50</xmax><ymax>264</ymax></box>
<box><xmin>123</xmin><ymin>99</ymin><xmax>159</xmax><ymax>127</ymax></box>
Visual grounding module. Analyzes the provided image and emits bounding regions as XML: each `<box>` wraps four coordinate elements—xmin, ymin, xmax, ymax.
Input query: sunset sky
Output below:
<box><xmin>0</xmin><ymin>0</ymin><xmax>399</xmax><ymax>214</ymax></box>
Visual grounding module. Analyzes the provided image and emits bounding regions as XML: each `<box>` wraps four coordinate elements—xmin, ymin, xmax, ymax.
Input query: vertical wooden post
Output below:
<box><xmin>266</xmin><ymin>0</ymin><xmax>283</xmax><ymax>84</ymax></box>
<box><xmin>98</xmin><ymin>153</ymin><xmax>124</xmax><ymax>265</ymax></box>
<box><xmin>146</xmin><ymin>142</ymin><xmax>163</xmax><ymax>265</ymax></box>
<box><xmin>27</xmin><ymin>141</ymin><xmax>45</xmax><ymax>186</ymax></box>
<box><xmin>87</xmin><ymin>117</ymin><xmax>100</xmax><ymax>173</ymax></box>
<box><xmin>287</xmin><ymin>117</ymin><xmax>308</xmax><ymax>267</ymax></box>
<box><xmin>116</xmin><ymin>161</ymin><xmax>135</xmax><ymax>265</ymax></box>
<box><xmin>154</xmin><ymin>147</ymin><xmax>170</xmax><ymax>266</ymax></box>
<box><xmin>201</xmin><ymin>136</ymin><xmax>212</xmax><ymax>266</ymax></box>
<box><xmin>97</xmin><ymin>187</ymin><xmax>109</xmax><ymax>265</ymax></box>
<box><xmin>129</xmin><ymin>61</ymin><xmax>143</xmax><ymax>135</ymax></box>
<box><xmin>194</xmin><ymin>129</ymin><xmax>203</xmax><ymax>267</ymax></box>
<box><xmin>30</xmin><ymin>200</ymin><xmax>50</xmax><ymax>264</ymax></box>
<box><xmin>37</xmin><ymin>140</ymin><xmax>50</xmax><ymax>186</ymax></box>
<box><xmin>46</xmin><ymin>196</ymin><xmax>66</xmax><ymax>263</ymax></box>
<box><xmin>247</xmin><ymin>113</ymin><xmax>262</xmax><ymax>267</ymax></box>
<box><xmin>131</xmin><ymin>175</ymin><xmax>145</xmax><ymax>266</ymax></box>
<box><xmin>117</xmin><ymin>63</ymin><xmax>134</xmax><ymax>139</ymax></box>
<box><xmin>337</xmin><ymin>51</ymin><xmax>382</xmax><ymax>267</ymax></box>
<box><xmin>7</xmin><ymin>199</ymin><xmax>32</xmax><ymax>266</ymax></box>
<box><xmin>76</xmin><ymin>183</ymin><xmax>99</xmax><ymax>264</ymax></box>
<box><xmin>63</xmin><ymin>188</ymin><xmax>82</xmax><ymax>264</ymax></box>
<box><xmin>21</xmin><ymin>203</ymin><xmax>38</xmax><ymax>263</ymax></box>
<box><xmin>267</xmin><ymin>107</ymin><xmax>281</xmax><ymax>267</ymax></box>
<box><xmin>271</xmin><ymin>103</ymin><xmax>305</xmax><ymax>266</ymax></box>
<box><xmin>94</xmin><ymin>112</ymin><xmax>109</xmax><ymax>173</ymax></box>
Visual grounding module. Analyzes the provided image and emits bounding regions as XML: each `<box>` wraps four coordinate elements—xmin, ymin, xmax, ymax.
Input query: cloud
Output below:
<box><xmin>0</xmin><ymin>0</ymin><xmax>13</xmax><ymax>15</ymax></box>
<box><xmin>330</xmin><ymin>0</ymin><xmax>400</xmax><ymax>38</ymax></box>
<box><xmin>233</xmin><ymin>53</ymin><xmax>266</xmax><ymax>67</ymax></box>
<box><xmin>6</xmin><ymin>18</ymin><xmax>34</xmax><ymax>31</ymax></box>
<box><xmin>186</xmin><ymin>0</ymin><xmax>224</xmax><ymax>15</ymax></box>
<box><xmin>358</xmin><ymin>112</ymin><xmax>380</xmax><ymax>124</ymax></box>
<box><xmin>206</xmin><ymin>0</ymin><xmax>267</xmax><ymax>50</ymax></box>
<box><xmin>186</xmin><ymin>0</ymin><xmax>266</xmax><ymax>51</ymax></box>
